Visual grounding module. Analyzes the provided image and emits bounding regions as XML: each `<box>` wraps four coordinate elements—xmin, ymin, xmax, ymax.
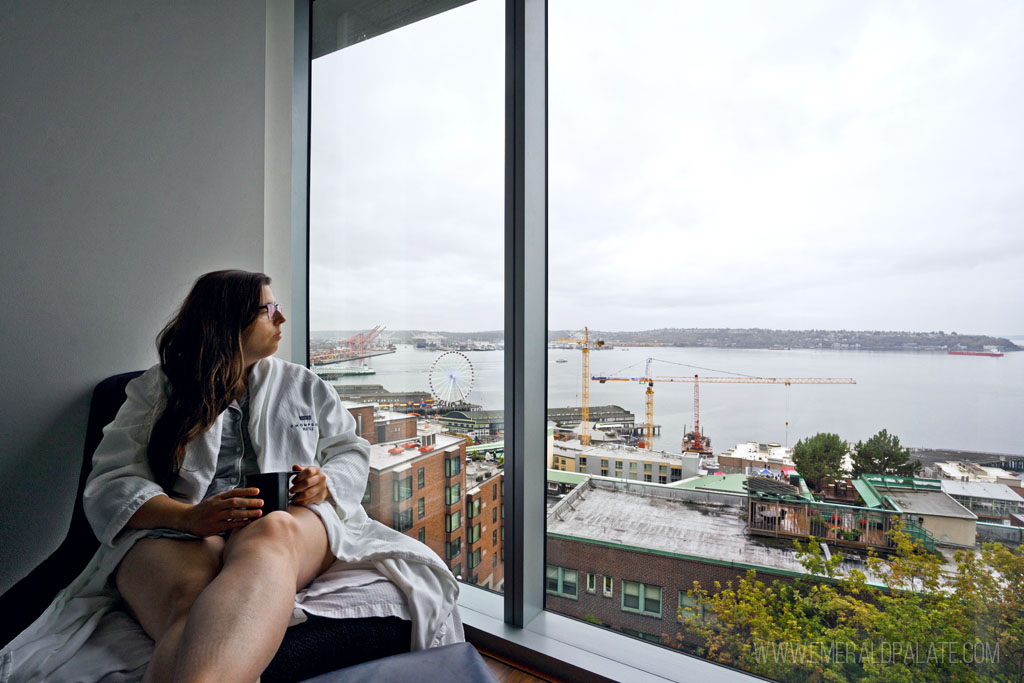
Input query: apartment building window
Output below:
<box><xmin>450</xmin><ymin>563</ymin><xmax>461</xmax><ymax>579</ymax></box>
<box><xmin>644</xmin><ymin>463</ymin><xmax>652</xmax><ymax>474</ymax></box>
<box><xmin>393</xmin><ymin>509</ymin><xmax>413</xmax><ymax>532</ymax></box>
<box><xmin>393</xmin><ymin>476</ymin><xmax>412</xmax><ymax>502</ymax></box>
<box><xmin>493</xmin><ymin>553</ymin><xmax>497</xmax><ymax>566</ymax></box>
<box><xmin>469</xmin><ymin>498</ymin><xmax>481</xmax><ymax>519</ymax></box>
<box><xmin>445</xmin><ymin>483</ymin><xmax>461</xmax><ymax>505</ymax></box>
<box><xmin>418</xmin><ymin>527</ymin><xmax>425</xmax><ymax>544</ymax></box>
<box><xmin>417</xmin><ymin>497</ymin><xmax>425</xmax><ymax>519</ymax></box>
<box><xmin>545</xmin><ymin>566</ymin><xmax>577</xmax><ymax>599</ymax></box>
<box><xmin>417</xmin><ymin>467</ymin><xmax>425</xmax><ymax>489</ymax></box>
<box><xmin>445</xmin><ymin>456</ymin><xmax>461</xmax><ymax>478</ymax></box>
<box><xmin>492</xmin><ymin>483</ymin><xmax>498</xmax><ymax>499</ymax></box>
<box><xmin>492</xmin><ymin>507</ymin><xmax>497</xmax><ymax>523</ymax></box>
<box><xmin>622</xmin><ymin>581</ymin><xmax>661</xmax><ymax>617</ymax></box>
<box><xmin>601</xmin><ymin>459</ymin><xmax>608</xmax><ymax>469</ymax></box>
<box><xmin>469</xmin><ymin>548</ymin><xmax>482</xmax><ymax>570</ymax></box>
<box><xmin>586</xmin><ymin>573</ymin><xmax>597</xmax><ymax>593</ymax></box>
<box><xmin>469</xmin><ymin>523</ymin><xmax>481</xmax><ymax>544</ymax></box>
<box><xmin>445</xmin><ymin>510</ymin><xmax>461</xmax><ymax>532</ymax></box>
<box><xmin>492</xmin><ymin>529</ymin><xmax>497</xmax><ymax>545</ymax></box>
<box><xmin>445</xmin><ymin>539</ymin><xmax>461</xmax><ymax>561</ymax></box>
<box><xmin>579</xmin><ymin>456</ymin><xmax>587</xmax><ymax>468</ymax></box>
<box><xmin>671</xmin><ymin>467</ymin><xmax>682</xmax><ymax>482</ymax></box>
<box><xmin>603</xmin><ymin>576</ymin><xmax>613</xmax><ymax>597</ymax></box>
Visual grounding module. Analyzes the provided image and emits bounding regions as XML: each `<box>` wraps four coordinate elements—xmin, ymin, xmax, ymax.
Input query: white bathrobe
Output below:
<box><xmin>0</xmin><ymin>358</ymin><xmax>461</xmax><ymax>682</ymax></box>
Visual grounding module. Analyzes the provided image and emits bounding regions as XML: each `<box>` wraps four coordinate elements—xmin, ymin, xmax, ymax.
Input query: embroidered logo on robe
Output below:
<box><xmin>290</xmin><ymin>413</ymin><xmax>318</xmax><ymax>432</ymax></box>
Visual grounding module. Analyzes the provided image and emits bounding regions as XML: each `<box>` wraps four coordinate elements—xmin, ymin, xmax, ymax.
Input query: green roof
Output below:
<box><xmin>547</xmin><ymin>470</ymin><xmax>589</xmax><ymax>485</ymax></box>
<box><xmin>852</xmin><ymin>478</ymin><xmax>883</xmax><ymax>508</ymax></box>
<box><xmin>466</xmin><ymin>441</ymin><xmax>504</xmax><ymax>454</ymax></box>
<box><xmin>672</xmin><ymin>473</ymin><xmax>749</xmax><ymax>495</ymax></box>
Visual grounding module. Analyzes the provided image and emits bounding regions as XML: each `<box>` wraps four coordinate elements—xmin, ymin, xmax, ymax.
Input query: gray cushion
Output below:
<box><xmin>301</xmin><ymin>642</ymin><xmax>497</xmax><ymax>683</ymax></box>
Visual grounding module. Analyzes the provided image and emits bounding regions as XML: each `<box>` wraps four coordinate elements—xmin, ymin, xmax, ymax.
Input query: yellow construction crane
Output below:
<box><xmin>555</xmin><ymin>327</ymin><xmax>605</xmax><ymax>445</ymax></box>
<box><xmin>594</xmin><ymin>363</ymin><xmax>855</xmax><ymax>451</ymax></box>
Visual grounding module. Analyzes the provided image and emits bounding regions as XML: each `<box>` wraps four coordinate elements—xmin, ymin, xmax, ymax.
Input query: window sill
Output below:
<box><xmin>457</xmin><ymin>584</ymin><xmax>759</xmax><ymax>682</ymax></box>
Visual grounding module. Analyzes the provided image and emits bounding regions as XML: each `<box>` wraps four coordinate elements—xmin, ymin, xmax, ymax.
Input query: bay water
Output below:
<box><xmin>327</xmin><ymin>343</ymin><xmax>1024</xmax><ymax>456</ymax></box>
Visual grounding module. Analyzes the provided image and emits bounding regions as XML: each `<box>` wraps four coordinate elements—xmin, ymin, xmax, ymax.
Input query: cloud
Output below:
<box><xmin>311</xmin><ymin>0</ymin><xmax>1024</xmax><ymax>335</ymax></box>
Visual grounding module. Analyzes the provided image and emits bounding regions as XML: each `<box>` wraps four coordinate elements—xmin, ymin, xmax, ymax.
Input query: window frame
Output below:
<box><xmin>621</xmin><ymin>580</ymin><xmax>662</xmax><ymax>618</ymax></box>
<box><xmin>304</xmin><ymin>1</ymin><xmax>761</xmax><ymax>679</ymax></box>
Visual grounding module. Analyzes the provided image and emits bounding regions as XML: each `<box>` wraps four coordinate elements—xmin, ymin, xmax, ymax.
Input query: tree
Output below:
<box><xmin>851</xmin><ymin>429</ymin><xmax>920</xmax><ymax>478</ymax></box>
<box><xmin>668</xmin><ymin>527</ymin><xmax>1024</xmax><ymax>682</ymax></box>
<box><xmin>792</xmin><ymin>432</ymin><xmax>848</xmax><ymax>490</ymax></box>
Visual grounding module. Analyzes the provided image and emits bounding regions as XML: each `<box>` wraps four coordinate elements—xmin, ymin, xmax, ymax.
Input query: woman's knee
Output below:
<box><xmin>226</xmin><ymin>510</ymin><xmax>303</xmax><ymax>561</ymax></box>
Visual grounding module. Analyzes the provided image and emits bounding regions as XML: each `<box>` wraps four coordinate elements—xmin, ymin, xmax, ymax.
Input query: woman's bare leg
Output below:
<box><xmin>115</xmin><ymin>536</ymin><xmax>226</xmax><ymax>683</ymax></box>
<box><xmin>172</xmin><ymin>506</ymin><xmax>334</xmax><ymax>682</ymax></box>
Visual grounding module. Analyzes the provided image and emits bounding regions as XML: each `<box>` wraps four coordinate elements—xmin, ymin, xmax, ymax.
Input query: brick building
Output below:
<box><xmin>464</xmin><ymin>460</ymin><xmax>505</xmax><ymax>590</ymax></box>
<box><xmin>544</xmin><ymin>478</ymin><xmax>861</xmax><ymax>645</ymax></box>
<box><xmin>360</xmin><ymin>420</ymin><xmax>467</xmax><ymax>575</ymax></box>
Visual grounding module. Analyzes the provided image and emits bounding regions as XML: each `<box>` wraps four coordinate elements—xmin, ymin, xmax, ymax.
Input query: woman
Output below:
<box><xmin>1</xmin><ymin>270</ymin><xmax>461</xmax><ymax>682</ymax></box>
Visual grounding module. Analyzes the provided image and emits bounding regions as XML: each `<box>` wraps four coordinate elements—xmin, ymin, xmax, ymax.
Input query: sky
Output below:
<box><xmin>309</xmin><ymin>0</ymin><xmax>1024</xmax><ymax>336</ymax></box>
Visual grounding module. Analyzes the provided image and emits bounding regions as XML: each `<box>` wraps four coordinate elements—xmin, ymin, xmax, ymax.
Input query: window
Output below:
<box><xmin>310</xmin><ymin>0</ymin><xmax>503</xmax><ymax>598</ymax></box>
<box><xmin>492</xmin><ymin>529</ymin><xmax>497</xmax><ymax>545</ymax></box>
<box><xmin>445</xmin><ymin>456</ymin><xmax>461</xmax><ymax>478</ymax></box>
<box><xmin>417</xmin><ymin>497</ymin><xmax>425</xmax><ymax>519</ymax></box>
<box><xmin>492</xmin><ymin>483</ymin><xmax>498</xmax><ymax>499</ymax></box>
<box><xmin>450</xmin><ymin>563</ymin><xmax>461</xmax><ymax>579</ymax></box>
<box><xmin>393</xmin><ymin>509</ymin><xmax>413</xmax><ymax>532</ymax></box>
<box><xmin>445</xmin><ymin>510</ymin><xmax>461</xmax><ymax>533</ymax></box>
<box><xmin>445</xmin><ymin>538</ymin><xmax>461</xmax><ymax>561</ymax></box>
<box><xmin>469</xmin><ymin>498</ymin><xmax>481</xmax><ymax>519</ymax></box>
<box><xmin>603</xmin><ymin>576</ymin><xmax>613</xmax><ymax>597</ymax></box>
<box><xmin>469</xmin><ymin>523</ymin><xmax>481</xmax><ymax>544</ymax></box>
<box><xmin>621</xmin><ymin>581</ymin><xmax>661</xmax><ymax>617</ymax></box>
<box><xmin>643</xmin><ymin>463</ymin><xmax>652</xmax><ymax>473</ymax></box>
<box><xmin>492</xmin><ymin>507</ymin><xmax>497</xmax><ymax>523</ymax></box>
<box><xmin>586</xmin><ymin>573</ymin><xmax>597</xmax><ymax>593</ymax></box>
<box><xmin>417</xmin><ymin>527</ymin><xmax>425</xmax><ymax>544</ymax></box>
<box><xmin>579</xmin><ymin>456</ymin><xmax>587</xmax><ymax>468</ymax></box>
<box><xmin>469</xmin><ymin>548</ymin><xmax>482</xmax><ymax>570</ymax></box>
<box><xmin>445</xmin><ymin>483</ymin><xmax>461</xmax><ymax>506</ymax></box>
<box><xmin>393</xmin><ymin>476</ymin><xmax>412</xmax><ymax>502</ymax></box>
<box><xmin>545</xmin><ymin>566</ymin><xmax>577</xmax><ymax>599</ymax></box>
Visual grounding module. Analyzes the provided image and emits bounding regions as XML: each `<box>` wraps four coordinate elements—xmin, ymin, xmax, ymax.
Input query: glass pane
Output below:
<box><xmin>546</xmin><ymin>0</ymin><xmax>1023</xmax><ymax>678</ymax></box>
<box><xmin>311</xmin><ymin>0</ymin><xmax>504</xmax><ymax>593</ymax></box>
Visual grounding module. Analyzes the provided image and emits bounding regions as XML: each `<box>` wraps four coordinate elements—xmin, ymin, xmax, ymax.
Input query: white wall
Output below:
<box><xmin>0</xmin><ymin>0</ymin><xmax>286</xmax><ymax>593</ymax></box>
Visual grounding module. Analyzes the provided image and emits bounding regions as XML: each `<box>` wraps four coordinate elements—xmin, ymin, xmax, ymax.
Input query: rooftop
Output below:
<box><xmin>547</xmin><ymin>480</ymin><xmax>883</xmax><ymax>578</ymax></box>
<box><xmin>368</xmin><ymin>429</ymin><xmax>463</xmax><ymax>472</ymax></box>
<box><xmin>882</xmin><ymin>489</ymin><xmax>976</xmax><ymax>519</ymax></box>
<box><xmin>940</xmin><ymin>479</ymin><xmax>1024</xmax><ymax>503</ymax></box>
<box><xmin>670</xmin><ymin>473</ymin><xmax>750</xmax><ymax>495</ymax></box>
<box><xmin>564</xmin><ymin>441</ymin><xmax>694</xmax><ymax>466</ymax></box>
<box><xmin>466</xmin><ymin>459</ymin><xmax>504</xmax><ymax>493</ymax></box>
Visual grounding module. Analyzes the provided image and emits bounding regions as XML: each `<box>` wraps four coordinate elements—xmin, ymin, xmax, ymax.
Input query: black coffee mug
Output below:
<box><xmin>245</xmin><ymin>471</ymin><xmax>300</xmax><ymax>513</ymax></box>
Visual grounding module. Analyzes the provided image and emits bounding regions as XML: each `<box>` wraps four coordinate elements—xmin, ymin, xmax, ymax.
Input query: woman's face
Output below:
<box><xmin>241</xmin><ymin>285</ymin><xmax>286</xmax><ymax>368</ymax></box>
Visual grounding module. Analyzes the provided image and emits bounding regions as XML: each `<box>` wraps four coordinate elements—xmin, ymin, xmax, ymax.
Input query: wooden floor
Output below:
<box><xmin>480</xmin><ymin>651</ymin><xmax>556</xmax><ymax>682</ymax></box>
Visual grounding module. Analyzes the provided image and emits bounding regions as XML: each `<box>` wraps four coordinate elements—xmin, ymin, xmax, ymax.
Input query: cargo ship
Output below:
<box><xmin>948</xmin><ymin>350</ymin><xmax>1003</xmax><ymax>358</ymax></box>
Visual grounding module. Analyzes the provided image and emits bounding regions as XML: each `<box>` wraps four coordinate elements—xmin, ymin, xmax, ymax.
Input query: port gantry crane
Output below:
<box><xmin>554</xmin><ymin>327</ymin><xmax>605</xmax><ymax>446</ymax></box>
<box><xmin>593</xmin><ymin>362</ymin><xmax>856</xmax><ymax>451</ymax></box>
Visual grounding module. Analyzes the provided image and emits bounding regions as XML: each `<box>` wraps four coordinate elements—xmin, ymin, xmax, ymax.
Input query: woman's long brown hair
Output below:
<box><xmin>147</xmin><ymin>270</ymin><xmax>270</xmax><ymax>490</ymax></box>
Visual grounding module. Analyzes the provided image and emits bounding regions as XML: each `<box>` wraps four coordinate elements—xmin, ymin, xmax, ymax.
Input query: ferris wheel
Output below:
<box><xmin>429</xmin><ymin>351</ymin><xmax>475</xmax><ymax>405</ymax></box>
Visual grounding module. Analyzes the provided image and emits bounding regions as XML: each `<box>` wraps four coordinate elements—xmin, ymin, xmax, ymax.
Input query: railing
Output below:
<box><xmin>747</xmin><ymin>493</ymin><xmax>936</xmax><ymax>553</ymax></box>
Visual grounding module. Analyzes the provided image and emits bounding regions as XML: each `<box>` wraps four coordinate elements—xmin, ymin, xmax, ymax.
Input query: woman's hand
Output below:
<box><xmin>178</xmin><ymin>487</ymin><xmax>263</xmax><ymax>536</ymax></box>
<box><xmin>290</xmin><ymin>466</ymin><xmax>329</xmax><ymax>506</ymax></box>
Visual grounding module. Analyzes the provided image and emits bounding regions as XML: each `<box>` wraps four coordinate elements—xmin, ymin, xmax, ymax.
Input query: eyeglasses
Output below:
<box><xmin>255</xmin><ymin>302</ymin><xmax>283</xmax><ymax>318</ymax></box>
